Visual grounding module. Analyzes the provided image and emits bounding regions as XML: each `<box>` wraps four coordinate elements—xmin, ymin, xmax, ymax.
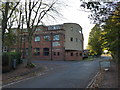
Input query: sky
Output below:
<box><xmin>45</xmin><ymin>0</ymin><xmax>95</xmax><ymax>49</ymax></box>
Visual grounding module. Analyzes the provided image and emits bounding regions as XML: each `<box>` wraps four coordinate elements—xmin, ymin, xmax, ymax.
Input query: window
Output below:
<box><xmin>44</xmin><ymin>35</ymin><xmax>50</xmax><ymax>41</ymax></box>
<box><xmin>35</xmin><ymin>36</ymin><xmax>40</xmax><ymax>42</ymax></box>
<box><xmin>35</xmin><ymin>28</ymin><xmax>41</xmax><ymax>31</ymax></box>
<box><xmin>80</xmin><ymin>53</ymin><xmax>82</xmax><ymax>56</ymax></box>
<box><xmin>71</xmin><ymin>52</ymin><xmax>73</xmax><ymax>56</ymax></box>
<box><xmin>48</xmin><ymin>25</ymin><xmax>61</xmax><ymax>30</ymax></box>
<box><xmin>57</xmin><ymin>52</ymin><xmax>60</xmax><ymax>56</ymax></box>
<box><xmin>76</xmin><ymin>53</ymin><xmax>78</xmax><ymax>56</ymax></box>
<box><xmin>26</xmin><ymin>48</ymin><xmax>28</xmax><ymax>55</ymax></box>
<box><xmin>52</xmin><ymin>42</ymin><xmax>60</xmax><ymax>46</ymax></box>
<box><xmin>71</xmin><ymin>27</ymin><xmax>73</xmax><ymax>31</ymax></box>
<box><xmin>54</xmin><ymin>52</ymin><xmax>56</xmax><ymax>56</ymax></box>
<box><xmin>53</xmin><ymin>35</ymin><xmax>60</xmax><ymax>41</ymax></box>
<box><xmin>70</xmin><ymin>37</ymin><xmax>73</xmax><ymax>41</ymax></box>
<box><xmin>10</xmin><ymin>48</ymin><xmax>16</xmax><ymax>52</ymax></box>
<box><xmin>34</xmin><ymin>48</ymin><xmax>40</xmax><ymax>56</ymax></box>
<box><xmin>43</xmin><ymin>48</ymin><xmax>49</xmax><ymax>56</ymax></box>
<box><xmin>76</xmin><ymin>38</ymin><xmax>78</xmax><ymax>42</ymax></box>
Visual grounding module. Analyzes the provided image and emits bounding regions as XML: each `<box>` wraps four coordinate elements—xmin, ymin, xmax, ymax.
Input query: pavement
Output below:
<box><xmin>2</xmin><ymin>57</ymin><xmax>103</xmax><ymax>88</ymax></box>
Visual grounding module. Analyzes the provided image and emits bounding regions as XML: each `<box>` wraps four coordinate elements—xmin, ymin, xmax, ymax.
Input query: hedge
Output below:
<box><xmin>2</xmin><ymin>52</ymin><xmax>22</xmax><ymax>68</ymax></box>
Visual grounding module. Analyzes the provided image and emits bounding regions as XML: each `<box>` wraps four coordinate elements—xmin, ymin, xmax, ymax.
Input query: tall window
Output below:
<box><xmin>70</xmin><ymin>37</ymin><xmax>73</xmax><ymax>41</ymax></box>
<box><xmin>76</xmin><ymin>38</ymin><xmax>78</xmax><ymax>42</ymax></box>
<box><xmin>34</xmin><ymin>48</ymin><xmax>40</xmax><ymax>56</ymax></box>
<box><xmin>53</xmin><ymin>35</ymin><xmax>60</xmax><ymax>41</ymax></box>
<box><xmin>44</xmin><ymin>35</ymin><xmax>50</xmax><ymax>41</ymax></box>
<box><xmin>54</xmin><ymin>52</ymin><xmax>56</xmax><ymax>56</ymax></box>
<box><xmin>43</xmin><ymin>48</ymin><xmax>49</xmax><ymax>56</ymax></box>
<box><xmin>80</xmin><ymin>53</ymin><xmax>82</xmax><ymax>56</ymax></box>
<box><xmin>71</xmin><ymin>52</ymin><xmax>73</xmax><ymax>56</ymax></box>
<box><xmin>76</xmin><ymin>53</ymin><xmax>78</xmax><ymax>56</ymax></box>
<box><xmin>57</xmin><ymin>52</ymin><xmax>60</xmax><ymax>56</ymax></box>
<box><xmin>35</xmin><ymin>36</ymin><xmax>40</xmax><ymax>42</ymax></box>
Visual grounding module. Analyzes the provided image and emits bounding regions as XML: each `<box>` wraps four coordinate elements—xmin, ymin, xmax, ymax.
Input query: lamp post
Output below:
<box><xmin>22</xmin><ymin>15</ymin><xmax>26</xmax><ymax>59</ymax></box>
<box><xmin>51</xmin><ymin>32</ymin><xmax>53</xmax><ymax>61</ymax></box>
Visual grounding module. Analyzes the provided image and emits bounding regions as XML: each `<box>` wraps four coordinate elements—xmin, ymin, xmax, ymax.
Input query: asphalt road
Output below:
<box><xmin>3</xmin><ymin>56</ymin><xmax>109</xmax><ymax>88</ymax></box>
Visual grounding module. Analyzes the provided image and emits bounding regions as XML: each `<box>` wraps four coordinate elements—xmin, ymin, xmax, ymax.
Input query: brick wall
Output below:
<box><xmin>65</xmin><ymin>50</ymin><xmax>83</xmax><ymax>61</ymax></box>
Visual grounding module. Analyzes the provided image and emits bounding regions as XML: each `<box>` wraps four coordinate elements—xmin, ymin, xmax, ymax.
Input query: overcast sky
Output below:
<box><xmin>46</xmin><ymin>0</ymin><xmax>95</xmax><ymax>49</ymax></box>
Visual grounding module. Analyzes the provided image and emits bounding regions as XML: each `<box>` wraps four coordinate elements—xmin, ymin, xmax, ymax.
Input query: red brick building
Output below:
<box><xmin>11</xmin><ymin>23</ymin><xmax>84</xmax><ymax>61</ymax></box>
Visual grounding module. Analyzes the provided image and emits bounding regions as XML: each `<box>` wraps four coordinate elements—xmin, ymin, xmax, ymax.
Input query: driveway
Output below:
<box><xmin>3</xmin><ymin>57</ymin><xmax>109</xmax><ymax>88</ymax></box>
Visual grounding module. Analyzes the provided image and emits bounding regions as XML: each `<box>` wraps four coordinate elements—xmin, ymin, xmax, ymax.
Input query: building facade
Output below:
<box><xmin>11</xmin><ymin>23</ymin><xmax>84</xmax><ymax>61</ymax></box>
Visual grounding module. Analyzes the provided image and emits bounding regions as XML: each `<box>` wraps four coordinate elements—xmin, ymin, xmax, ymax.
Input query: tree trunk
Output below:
<box><xmin>27</xmin><ymin>33</ymin><xmax>33</xmax><ymax>65</ymax></box>
<box><xmin>2</xmin><ymin>2</ymin><xmax>9</xmax><ymax>48</ymax></box>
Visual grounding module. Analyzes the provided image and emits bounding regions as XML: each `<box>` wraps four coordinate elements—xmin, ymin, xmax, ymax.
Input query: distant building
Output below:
<box><xmin>11</xmin><ymin>23</ymin><xmax>84</xmax><ymax>61</ymax></box>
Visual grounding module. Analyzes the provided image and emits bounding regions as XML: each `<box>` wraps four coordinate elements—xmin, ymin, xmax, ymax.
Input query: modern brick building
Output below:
<box><xmin>11</xmin><ymin>23</ymin><xmax>84</xmax><ymax>61</ymax></box>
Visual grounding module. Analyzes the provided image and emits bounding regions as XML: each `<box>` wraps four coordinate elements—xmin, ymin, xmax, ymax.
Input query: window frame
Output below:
<box><xmin>34</xmin><ymin>48</ymin><xmax>40</xmax><ymax>56</ymax></box>
<box><xmin>43</xmin><ymin>48</ymin><xmax>49</xmax><ymax>56</ymax></box>
<box><xmin>53</xmin><ymin>35</ymin><xmax>60</xmax><ymax>41</ymax></box>
<box><xmin>35</xmin><ymin>36</ymin><xmax>40</xmax><ymax>42</ymax></box>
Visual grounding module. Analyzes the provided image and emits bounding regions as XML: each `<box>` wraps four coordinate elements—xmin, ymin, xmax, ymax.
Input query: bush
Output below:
<box><xmin>27</xmin><ymin>63</ymin><xmax>36</xmax><ymax>68</ymax></box>
<box><xmin>2</xmin><ymin>52</ymin><xmax>22</xmax><ymax>68</ymax></box>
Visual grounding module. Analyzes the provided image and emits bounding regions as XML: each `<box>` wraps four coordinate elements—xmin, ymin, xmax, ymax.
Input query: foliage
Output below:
<box><xmin>81</xmin><ymin>1</ymin><xmax>120</xmax><ymax>63</ymax></box>
<box><xmin>102</xmin><ymin>6</ymin><xmax>120</xmax><ymax>63</ymax></box>
<box><xmin>1</xmin><ymin>2</ymin><xmax>20</xmax><ymax>45</ymax></box>
<box><xmin>80</xmin><ymin>2</ymin><xmax>118</xmax><ymax>24</ymax></box>
<box><xmin>88</xmin><ymin>24</ymin><xmax>103</xmax><ymax>56</ymax></box>
<box><xmin>26</xmin><ymin>63</ymin><xmax>36</xmax><ymax>68</ymax></box>
<box><xmin>2</xmin><ymin>52</ymin><xmax>22</xmax><ymax>68</ymax></box>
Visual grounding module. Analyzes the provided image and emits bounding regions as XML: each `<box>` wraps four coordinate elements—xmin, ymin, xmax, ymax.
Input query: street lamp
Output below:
<box><xmin>22</xmin><ymin>15</ymin><xmax>25</xmax><ymax>59</ymax></box>
<box><xmin>51</xmin><ymin>32</ymin><xmax>53</xmax><ymax>61</ymax></box>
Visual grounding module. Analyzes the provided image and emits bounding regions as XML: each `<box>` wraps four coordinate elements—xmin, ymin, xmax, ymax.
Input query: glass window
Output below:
<box><xmin>52</xmin><ymin>42</ymin><xmax>60</xmax><ymax>46</ymax></box>
<box><xmin>43</xmin><ymin>48</ymin><xmax>49</xmax><ymax>56</ymax></box>
<box><xmin>54</xmin><ymin>52</ymin><xmax>56</xmax><ymax>56</ymax></box>
<box><xmin>71</xmin><ymin>52</ymin><xmax>73</xmax><ymax>56</ymax></box>
<box><xmin>34</xmin><ymin>48</ymin><xmax>40</xmax><ymax>56</ymax></box>
<box><xmin>70</xmin><ymin>37</ymin><xmax>73</xmax><ymax>41</ymax></box>
<box><xmin>76</xmin><ymin>53</ymin><xmax>78</xmax><ymax>56</ymax></box>
<box><xmin>76</xmin><ymin>38</ymin><xmax>78</xmax><ymax>42</ymax></box>
<box><xmin>57</xmin><ymin>52</ymin><xmax>60</xmax><ymax>56</ymax></box>
<box><xmin>36</xmin><ymin>28</ymin><xmax>41</xmax><ymax>31</ymax></box>
<box><xmin>35</xmin><ymin>36</ymin><xmax>40</xmax><ymax>42</ymax></box>
<box><xmin>80</xmin><ymin>53</ymin><xmax>82</xmax><ymax>56</ymax></box>
<box><xmin>44</xmin><ymin>35</ymin><xmax>50</xmax><ymax>41</ymax></box>
<box><xmin>26</xmin><ymin>48</ymin><xmax>28</xmax><ymax>55</ymax></box>
<box><xmin>53</xmin><ymin>35</ymin><xmax>60</xmax><ymax>41</ymax></box>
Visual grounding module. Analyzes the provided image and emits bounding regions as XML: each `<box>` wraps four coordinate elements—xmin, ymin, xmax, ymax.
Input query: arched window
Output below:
<box><xmin>35</xmin><ymin>36</ymin><xmax>40</xmax><ymax>42</ymax></box>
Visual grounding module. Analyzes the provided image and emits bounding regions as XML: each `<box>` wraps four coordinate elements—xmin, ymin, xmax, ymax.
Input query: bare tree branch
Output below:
<box><xmin>7</xmin><ymin>2</ymin><xmax>20</xmax><ymax>20</ymax></box>
<box><xmin>31</xmin><ymin>0</ymin><xmax>42</xmax><ymax>28</ymax></box>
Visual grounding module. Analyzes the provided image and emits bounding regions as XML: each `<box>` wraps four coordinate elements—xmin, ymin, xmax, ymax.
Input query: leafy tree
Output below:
<box><xmin>102</xmin><ymin>7</ymin><xmax>120</xmax><ymax>63</ymax></box>
<box><xmin>88</xmin><ymin>24</ymin><xmax>103</xmax><ymax>56</ymax></box>
<box><xmin>80</xmin><ymin>1</ymin><xmax>120</xmax><ymax>63</ymax></box>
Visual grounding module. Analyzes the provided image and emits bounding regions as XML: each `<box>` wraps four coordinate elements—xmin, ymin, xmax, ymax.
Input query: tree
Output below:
<box><xmin>88</xmin><ymin>24</ymin><xmax>103</xmax><ymax>56</ymax></box>
<box><xmin>1</xmin><ymin>2</ymin><xmax>20</xmax><ymax>47</ymax></box>
<box><xmin>22</xmin><ymin>0</ymin><xmax>61</xmax><ymax>65</ymax></box>
<box><xmin>80</xmin><ymin>2</ymin><xmax>118</xmax><ymax>24</ymax></box>
<box><xmin>80</xmin><ymin>1</ymin><xmax>120</xmax><ymax>63</ymax></box>
<box><xmin>102</xmin><ymin>8</ymin><xmax>120</xmax><ymax>63</ymax></box>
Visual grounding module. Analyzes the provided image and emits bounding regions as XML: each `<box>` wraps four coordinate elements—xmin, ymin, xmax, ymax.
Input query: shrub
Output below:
<box><xmin>27</xmin><ymin>63</ymin><xmax>36</xmax><ymax>68</ymax></box>
<box><xmin>2</xmin><ymin>52</ymin><xmax>22</xmax><ymax>68</ymax></box>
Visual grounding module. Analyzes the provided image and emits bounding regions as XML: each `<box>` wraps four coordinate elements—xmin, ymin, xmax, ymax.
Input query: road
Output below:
<box><xmin>3</xmin><ymin>57</ymin><xmax>109</xmax><ymax>88</ymax></box>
